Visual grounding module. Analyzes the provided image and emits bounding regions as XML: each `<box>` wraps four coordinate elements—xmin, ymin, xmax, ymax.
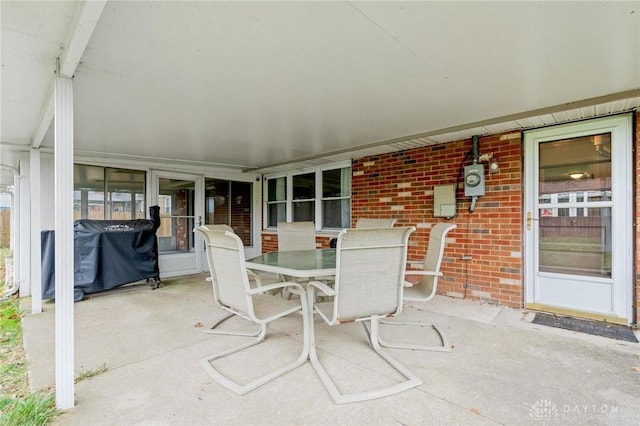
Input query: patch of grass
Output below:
<box><xmin>75</xmin><ymin>363</ymin><xmax>108</xmax><ymax>384</ymax></box>
<box><xmin>0</xmin><ymin>297</ymin><xmax>28</xmax><ymax>399</ymax></box>
<box><xmin>0</xmin><ymin>253</ymin><xmax>109</xmax><ymax>425</ymax></box>
<box><xmin>0</xmin><ymin>296</ymin><xmax>57</xmax><ymax>425</ymax></box>
<box><xmin>0</xmin><ymin>247</ymin><xmax>7</xmax><ymax>283</ymax></box>
<box><xmin>0</xmin><ymin>391</ymin><xmax>56</xmax><ymax>426</ymax></box>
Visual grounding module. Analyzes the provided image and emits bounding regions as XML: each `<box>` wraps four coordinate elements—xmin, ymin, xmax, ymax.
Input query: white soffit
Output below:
<box><xmin>254</xmin><ymin>93</ymin><xmax>640</xmax><ymax>175</ymax></box>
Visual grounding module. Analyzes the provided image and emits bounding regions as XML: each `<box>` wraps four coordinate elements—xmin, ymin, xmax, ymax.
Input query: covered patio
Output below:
<box><xmin>21</xmin><ymin>275</ymin><xmax>640</xmax><ymax>425</ymax></box>
<box><xmin>3</xmin><ymin>1</ymin><xmax>640</xmax><ymax>414</ymax></box>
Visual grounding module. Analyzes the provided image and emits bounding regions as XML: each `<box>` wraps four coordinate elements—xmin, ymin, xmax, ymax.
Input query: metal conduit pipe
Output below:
<box><xmin>1</xmin><ymin>164</ymin><xmax>20</xmax><ymax>298</ymax></box>
<box><xmin>471</xmin><ymin>135</ymin><xmax>480</xmax><ymax>164</ymax></box>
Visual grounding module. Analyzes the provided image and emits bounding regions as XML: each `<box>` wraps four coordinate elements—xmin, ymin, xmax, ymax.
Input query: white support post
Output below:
<box><xmin>18</xmin><ymin>153</ymin><xmax>32</xmax><ymax>299</ymax></box>
<box><xmin>30</xmin><ymin>149</ymin><xmax>42</xmax><ymax>314</ymax></box>
<box><xmin>54</xmin><ymin>72</ymin><xmax>75</xmax><ymax>410</ymax></box>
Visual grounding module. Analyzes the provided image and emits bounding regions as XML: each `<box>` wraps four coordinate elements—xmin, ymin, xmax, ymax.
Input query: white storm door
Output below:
<box><xmin>151</xmin><ymin>170</ymin><xmax>203</xmax><ymax>277</ymax></box>
<box><xmin>524</xmin><ymin>115</ymin><xmax>633</xmax><ymax>323</ymax></box>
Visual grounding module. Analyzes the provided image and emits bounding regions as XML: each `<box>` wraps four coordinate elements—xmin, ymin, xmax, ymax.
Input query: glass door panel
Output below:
<box><xmin>204</xmin><ymin>178</ymin><xmax>252</xmax><ymax>246</ymax></box>
<box><xmin>157</xmin><ymin>177</ymin><xmax>196</xmax><ymax>254</ymax></box>
<box><xmin>537</xmin><ymin>134</ymin><xmax>612</xmax><ymax>278</ymax></box>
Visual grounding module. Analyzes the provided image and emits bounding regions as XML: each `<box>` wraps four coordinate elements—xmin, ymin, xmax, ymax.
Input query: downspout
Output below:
<box><xmin>1</xmin><ymin>164</ymin><xmax>20</xmax><ymax>298</ymax></box>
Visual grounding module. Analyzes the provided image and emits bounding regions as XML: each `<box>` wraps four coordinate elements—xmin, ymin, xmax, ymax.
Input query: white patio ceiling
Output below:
<box><xmin>2</xmin><ymin>1</ymin><xmax>639</xmax><ymax>183</ymax></box>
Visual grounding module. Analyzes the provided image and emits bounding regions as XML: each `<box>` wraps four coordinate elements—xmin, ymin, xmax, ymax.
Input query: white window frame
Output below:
<box><xmin>263</xmin><ymin>161</ymin><xmax>351</xmax><ymax>230</ymax></box>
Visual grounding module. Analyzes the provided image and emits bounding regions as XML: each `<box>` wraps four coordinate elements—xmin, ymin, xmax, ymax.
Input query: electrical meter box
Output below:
<box><xmin>464</xmin><ymin>163</ymin><xmax>485</xmax><ymax>197</ymax></box>
<box><xmin>433</xmin><ymin>184</ymin><xmax>457</xmax><ymax>218</ymax></box>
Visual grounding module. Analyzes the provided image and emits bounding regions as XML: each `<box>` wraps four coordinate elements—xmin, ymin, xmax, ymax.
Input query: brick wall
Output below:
<box><xmin>261</xmin><ymin>233</ymin><xmax>333</xmax><ymax>252</ymax></box>
<box><xmin>259</xmin><ymin>115</ymin><xmax>639</xmax><ymax>322</ymax></box>
<box><xmin>352</xmin><ymin>132</ymin><xmax>523</xmax><ymax>307</ymax></box>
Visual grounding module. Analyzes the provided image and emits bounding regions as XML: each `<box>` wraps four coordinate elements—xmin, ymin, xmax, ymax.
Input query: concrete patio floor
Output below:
<box><xmin>21</xmin><ymin>274</ymin><xmax>640</xmax><ymax>426</ymax></box>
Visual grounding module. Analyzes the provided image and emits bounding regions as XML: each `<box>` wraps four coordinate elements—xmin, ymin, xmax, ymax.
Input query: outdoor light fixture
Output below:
<box><xmin>478</xmin><ymin>153</ymin><xmax>499</xmax><ymax>173</ymax></box>
<box><xmin>488</xmin><ymin>157</ymin><xmax>499</xmax><ymax>174</ymax></box>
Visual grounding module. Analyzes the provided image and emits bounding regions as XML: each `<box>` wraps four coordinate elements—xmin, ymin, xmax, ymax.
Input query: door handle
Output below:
<box><xmin>526</xmin><ymin>212</ymin><xmax>539</xmax><ymax>231</ymax></box>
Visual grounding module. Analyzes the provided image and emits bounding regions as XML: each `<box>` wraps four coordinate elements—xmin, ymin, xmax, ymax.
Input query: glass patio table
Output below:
<box><xmin>246</xmin><ymin>249</ymin><xmax>336</xmax><ymax>279</ymax></box>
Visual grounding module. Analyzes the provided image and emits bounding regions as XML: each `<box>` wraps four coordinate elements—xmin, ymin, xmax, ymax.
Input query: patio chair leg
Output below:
<box><xmin>309</xmin><ymin>317</ymin><xmax>422</xmax><ymax>404</ymax></box>
<box><xmin>364</xmin><ymin>319</ymin><xmax>452</xmax><ymax>352</ymax></box>
<box><xmin>204</xmin><ymin>312</ymin><xmax>262</xmax><ymax>337</ymax></box>
<box><xmin>200</xmin><ymin>299</ymin><xmax>311</xmax><ymax>396</ymax></box>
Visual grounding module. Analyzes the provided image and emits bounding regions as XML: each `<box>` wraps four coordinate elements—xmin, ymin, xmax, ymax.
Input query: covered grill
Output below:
<box><xmin>42</xmin><ymin>206</ymin><xmax>161</xmax><ymax>301</ymax></box>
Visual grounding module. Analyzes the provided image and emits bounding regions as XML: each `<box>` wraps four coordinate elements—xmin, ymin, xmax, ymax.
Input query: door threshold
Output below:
<box><xmin>525</xmin><ymin>303</ymin><xmax>628</xmax><ymax>325</ymax></box>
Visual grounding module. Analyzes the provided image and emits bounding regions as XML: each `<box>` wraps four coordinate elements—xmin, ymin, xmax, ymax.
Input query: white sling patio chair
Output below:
<box><xmin>277</xmin><ymin>221</ymin><xmax>317</xmax><ymax>251</ymax></box>
<box><xmin>277</xmin><ymin>221</ymin><xmax>331</xmax><ymax>293</ymax></box>
<box><xmin>195</xmin><ymin>228</ymin><xmax>310</xmax><ymax>396</ymax></box>
<box><xmin>306</xmin><ymin>227</ymin><xmax>421</xmax><ymax>404</ymax></box>
<box><xmin>327</xmin><ymin>218</ymin><xmax>394</xmax><ymax>248</ymax></box>
<box><xmin>202</xmin><ymin>224</ymin><xmax>275</xmax><ymax>285</ymax></box>
<box><xmin>375</xmin><ymin>223</ymin><xmax>457</xmax><ymax>352</ymax></box>
<box><xmin>198</xmin><ymin>225</ymin><xmax>266</xmax><ymax>335</ymax></box>
<box><xmin>355</xmin><ymin>218</ymin><xmax>397</xmax><ymax>228</ymax></box>
<box><xmin>202</xmin><ymin>223</ymin><xmax>234</xmax><ymax>233</ymax></box>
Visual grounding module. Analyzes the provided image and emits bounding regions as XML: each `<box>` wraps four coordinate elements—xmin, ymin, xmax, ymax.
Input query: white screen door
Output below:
<box><xmin>524</xmin><ymin>115</ymin><xmax>633</xmax><ymax>323</ymax></box>
<box><xmin>151</xmin><ymin>170</ymin><xmax>203</xmax><ymax>277</ymax></box>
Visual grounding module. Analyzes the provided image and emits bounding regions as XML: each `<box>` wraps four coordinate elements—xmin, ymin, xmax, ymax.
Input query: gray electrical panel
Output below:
<box><xmin>464</xmin><ymin>163</ymin><xmax>485</xmax><ymax>197</ymax></box>
<box><xmin>433</xmin><ymin>184</ymin><xmax>457</xmax><ymax>218</ymax></box>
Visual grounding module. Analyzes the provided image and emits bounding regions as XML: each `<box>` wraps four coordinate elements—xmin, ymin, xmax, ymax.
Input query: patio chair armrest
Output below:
<box><xmin>307</xmin><ymin>280</ymin><xmax>336</xmax><ymax>296</ymax></box>
<box><xmin>248</xmin><ymin>281</ymin><xmax>305</xmax><ymax>296</ymax></box>
<box><xmin>246</xmin><ymin>269</ymin><xmax>263</xmax><ymax>287</ymax></box>
<box><xmin>404</xmin><ymin>270</ymin><xmax>443</xmax><ymax>277</ymax></box>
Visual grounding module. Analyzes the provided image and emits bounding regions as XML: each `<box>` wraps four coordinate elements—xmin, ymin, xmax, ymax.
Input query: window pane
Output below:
<box><xmin>268</xmin><ymin>177</ymin><xmax>286</xmax><ymax>202</ymax></box>
<box><xmin>230</xmin><ymin>181</ymin><xmax>252</xmax><ymax>246</ymax></box>
<box><xmin>135</xmin><ymin>193</ymin><xmax>145</xmax><ymax>218</ymax></box>
<box><xmin>322</xmin><ymin>199</ymin><xmax>350</xmax><ymax>228</ymax></box>
<box><xmin>74</xmin><ymin>165</ymin><xmax>105</xmax><ymax>219</ymax></box>
<box><xmin>293</xmin><ymin>173</ymin><xmax>314</xmax><ymax>200</ymax></box>
<box><xmin>105</xmin><ymin>168</ymin><xmax>145</xmax><ymax>220</ymax></box>
<box><xmin>268</xmin><ymin>203</ymin><xmax>286</xmax><ymax>227</ymax></box>
<box><xmin>205</xmin><ymin>179</ymin><xmax>230</xmax><ymax>226</ymax></box>
<box><xmin>207</xmin><ymin>178</ymin><xmax>253</xmax><ymax>245</ymax></box>
<box><xmin>293</xmin><ymin>200</ymin><xmax>314</xmax><ymax>221</ymax></box>
<box><xmin>74</xmin><ymin>165</ymin><xmax>146</xmax><ymax>220</ymax></box>
<box><xmin>539</xmin><ymin>208</ymin><xmax>611</xmax><ymax>278</ymax></box>
<box><xmin>82</xmin><ymin>191</ymin><xmax>105</xmax><ymax>219</ymax></box>
<box><xmin>322</xmin><ymin>168</ymin><xmax>350</xmax><ymax>197</ymax></box>
<box><xmin>265</xmin><ymin>166</ymin><xmax>351</xmax><ymax>229</ymax></box>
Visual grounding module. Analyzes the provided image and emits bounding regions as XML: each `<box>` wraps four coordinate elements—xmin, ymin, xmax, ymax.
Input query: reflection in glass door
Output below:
<box><xmin>524</xmin><ymin>115</ymin><xmax>633</xmax><ymax>323</ymax></box>
<box><xmin>537</xmin><ymin>134</ymin><xmax>612</xmax><ymax>278</ymax></box>
<box><xmin>204</xmin><ymin>178</ymin><xmax>252</xmax><ymax>246</ymax></box>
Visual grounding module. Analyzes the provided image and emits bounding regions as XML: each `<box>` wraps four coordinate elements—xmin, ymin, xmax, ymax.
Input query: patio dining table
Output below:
<box><xmin>246</xmin><ymin>248</ymin><xmax>336</xmax><ymax>279</ymax></box>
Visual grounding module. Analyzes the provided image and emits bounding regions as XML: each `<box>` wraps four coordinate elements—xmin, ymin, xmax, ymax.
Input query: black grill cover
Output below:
<box><xmin>42</xmin><ymin>206</ymin><xmax>161</xmax><ymax>301</ymax></box>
